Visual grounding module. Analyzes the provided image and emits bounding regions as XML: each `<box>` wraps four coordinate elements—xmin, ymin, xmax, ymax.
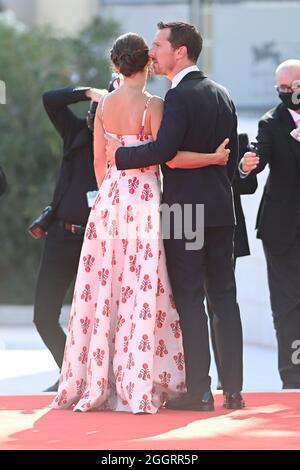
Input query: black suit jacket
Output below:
<box><xmin>254</xmin><ymin>103</ymin><xmax>300</xmax><ymax>253</ymax></box>
<box><xmin>42</xmin><ymin>87</ymin><xmax>97</xmax><ymax>216</ymax></box>
<box><xmin>233</xmin><ymin>133</ymin><xmax>258</xmax><ymax>258</ymax></box>
<box><xmin>116</xmin><ymin>71</ymin><xmax>238</xmax><ymax>227</ymax></box>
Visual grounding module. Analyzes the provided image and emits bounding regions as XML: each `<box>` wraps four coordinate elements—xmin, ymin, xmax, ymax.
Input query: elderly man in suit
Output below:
<box><xmin>241</xmin><ymin>59</ymin><xmax>300</xmax><ymax>389</ymax></box>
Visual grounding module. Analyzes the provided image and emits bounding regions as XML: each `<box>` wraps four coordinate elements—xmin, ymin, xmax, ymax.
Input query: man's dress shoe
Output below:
<box><xmin>223</xmin><ymin>391</ymin><xmax>245</xmax><ymax>409</ymax></box>
<box><xmin>282</xmin><ymin>383</ymin><xmax>300</xmax><ymax>389</ymax></box>
<box><xmin>165</xmin><ymin>391</ymin><xmax>214</xmax><ymax>411</ymax></box>
<box><xmin>43</xmin><ymin>379</ymin><xmax>59</xmax><ymax>392</ymax></box>
<box><xmin>216</xmin><ymin>379</ymin><xmax>223</xmax><ymax>390</ymax></box>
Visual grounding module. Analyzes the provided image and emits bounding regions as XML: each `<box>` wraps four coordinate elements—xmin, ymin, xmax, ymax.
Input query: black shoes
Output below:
<box><xmin>165</xmin><ymin>391</ymin><xmax>245</xmax><ymax>411</ymax></box>
<box><xmin>165</xmin><ymin>391</ymin><xmax>214</xmax><ymax>411</ymax></box>
<box><xmin>282</xmin><ymin>383</ymin><xmax>300</xmax><ymax>389</ymax></box>
<box><xmin>223</xmin><ymin>391</ymin><xmax>245</xmax><ymax>409</ymax></box>
<box><xmin>216</xmin><ymin>379</ymin><xmax>223</xmax><ymax>391</ymax></box>
<box><xmin>43</xmin><ymin>379</ymin><xmax>59</xmax><ymax>392</ymax></box>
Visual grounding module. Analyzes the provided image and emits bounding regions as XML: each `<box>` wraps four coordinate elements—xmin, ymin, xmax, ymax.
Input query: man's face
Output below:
<box><xmin>149</xmin><ymin>28</ymin><xmax>177</xmax><ymax>76</ymax></box>
<box><xmin>276</xmin><ymin>68</ymin><xmax>300</xmax><ymax>93</ymax></box>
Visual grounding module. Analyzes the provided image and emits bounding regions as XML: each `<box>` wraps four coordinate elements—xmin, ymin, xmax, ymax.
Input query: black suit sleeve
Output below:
<box><xmin>233</xmin><ymin>133</ymin><xmax>257</xmax><ymax>195</ymax></box>
<box><xmin>233</xmin><ymin>168</ymin><xmax>258</xmax><ymax>195</ymax></box>
<box><xmin>254</xmin><ymin>118</ymin><xmax>271</xmax><ymax>174</ymax></box>
<box><xmin>116</xmin><ymin>89</ymin><xmax>188</xmax><ymax>170</ymax></box>
<box><xmin>226</xmin><ymin>105</ymin><xmax>239</xmax><ymax>183</ymax></box>
<box><xmin>42</xmin><ymin>86</ymin><xmax>90</xmax><ymax>139</ymax></box>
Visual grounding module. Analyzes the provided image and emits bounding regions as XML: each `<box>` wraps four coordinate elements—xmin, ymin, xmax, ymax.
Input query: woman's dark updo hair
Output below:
<box><xmin>110</xmin><ymin>33</ymin><xmax>149</xmax><ymax>77</ymax></box>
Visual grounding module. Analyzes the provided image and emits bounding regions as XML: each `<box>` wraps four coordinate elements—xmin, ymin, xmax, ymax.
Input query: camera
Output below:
<box><xmin>86</xmin><ymin>101</ymin><xmax>98</xmax><ymax>132</ymax></box>
<box><xmin>249</xmin><ymin>141</ymin><xmax>259</xmax><ymax>155</ymax></box>
<box><xmin>108</xmin><ymin>73</ymin><xmax>123</xmax><ymax>93</ymax></box>
<box><xmin>28</xmin><ymin>205</ymin><xmax>54</xmax><ymax>239</ymax></box>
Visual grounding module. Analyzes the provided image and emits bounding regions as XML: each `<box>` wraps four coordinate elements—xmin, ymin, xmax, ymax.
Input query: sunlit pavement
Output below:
<box><xmin>0</xmin><ymin>325</ymin><xmax>281</xmax><ymax>395</ymax></box>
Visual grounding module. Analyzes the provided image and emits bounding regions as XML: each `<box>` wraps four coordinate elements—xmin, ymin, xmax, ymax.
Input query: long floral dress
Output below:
<box><xmin>51</xmin><ymin>97</ymin><xmax>185</xmax><ymax>413</ymax></box>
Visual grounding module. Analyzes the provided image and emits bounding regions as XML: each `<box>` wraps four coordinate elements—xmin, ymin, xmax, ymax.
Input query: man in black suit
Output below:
<box><xmin>106</xmin><ymin>21</ymin><xmax>244</xmax><ymax>410</ymax></box>
<box><xmin>33</xmin><ymin>86</ymin><xmax>105</xmax><ymax>391</ymax></box>
<box><xmin>241</xmin><ymin>59</ymin><xmax>300</xmax><ymax>389</ymax></box>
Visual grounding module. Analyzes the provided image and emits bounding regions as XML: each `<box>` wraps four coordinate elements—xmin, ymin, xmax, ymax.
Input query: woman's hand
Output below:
<box><xmin>165</xmin><ymin>138</ymin><xmax>230</xmax><ymax>170</ymax></box>
<box><xmin>213</xmin><ymin>138</ymin><xmax>230</xmax><ymax>165</ymax></box>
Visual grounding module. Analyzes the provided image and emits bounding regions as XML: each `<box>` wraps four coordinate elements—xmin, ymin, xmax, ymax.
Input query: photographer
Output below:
<box><xmin>32</xmin><ymin>85</ymin><xmax>106</xmax><ymax>392</ymax></box>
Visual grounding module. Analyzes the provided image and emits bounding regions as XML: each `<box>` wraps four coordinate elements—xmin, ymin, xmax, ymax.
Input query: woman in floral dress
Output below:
<box><xmin>51</xmin><ymin>33</ymin><xmax>187</xmax><ymax>414</ymax></box>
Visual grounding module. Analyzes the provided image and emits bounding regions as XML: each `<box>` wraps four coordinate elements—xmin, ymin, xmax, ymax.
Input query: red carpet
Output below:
<box><xmin>0</xmin><ymin>392</ymin><xmax>299</xmax><ymax>450</ymax></box>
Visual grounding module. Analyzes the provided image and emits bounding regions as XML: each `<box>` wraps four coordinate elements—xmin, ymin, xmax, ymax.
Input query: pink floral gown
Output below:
<box><xmin>51</xmin><ymin>97</ymin><xmax>185</xmax><ymax>414</ymax></box>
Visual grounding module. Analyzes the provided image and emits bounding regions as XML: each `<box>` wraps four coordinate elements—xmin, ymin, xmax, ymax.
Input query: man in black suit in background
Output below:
<box><xmin>241</xmin><ymin>59</ymin><xmax>300</xmax><ymax>389</ymax></box>
<box><xmin>106</xmin><ymin>21</ymin><xmax>244</xmax><ymax>410</ymax></box>
<box><xmin>232</xmin><ymin>134</ymin><xmax>258</xmax><ymax>263</ymax></box>
<box><xmin>33</xmin><ymin>85</ymin><xmax>105</xmax><ymax>391</ymax></box>
<box><xmin>210</xmin><ymin>133</ymin><xmax>258</xmax><ymax>390</ymax></box>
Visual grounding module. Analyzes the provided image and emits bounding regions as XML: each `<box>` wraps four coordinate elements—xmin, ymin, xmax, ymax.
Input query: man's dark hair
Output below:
<box><xmin>157</xmin><ymin>21</ymin><xmax>203</xmax><ymax>63</ymax></box>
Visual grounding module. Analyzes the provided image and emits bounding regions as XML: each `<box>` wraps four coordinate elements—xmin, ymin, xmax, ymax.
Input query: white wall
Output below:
<box><xmin>36</xmin><ymin>0</ymin><xmax>98</xmax><ymax>35</ymax></box>
<box><xmin>100</xmin><ymin>3</ymin><xmax>190</xmax><ymax>96</ymax></box>
<box><xmin>213</xmin><ymin>3</ymin><xmax>300</xmax><ymax>108</ymax></box>
<box><xmin>3</xmin><ymin>0</ymin><xmax>99</xmax><ymax>34</ymax></box>
<box><xmin>2</xmin><ymin>0</ymin><xmax>36</xmax><ymax>25</ymax></box>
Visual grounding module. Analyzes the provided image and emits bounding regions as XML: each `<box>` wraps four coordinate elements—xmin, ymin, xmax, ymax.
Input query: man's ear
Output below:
<box><xmin>176</xmin><ymin>45</ymin><xmax>188</xmax><ymax>60</ymax></box>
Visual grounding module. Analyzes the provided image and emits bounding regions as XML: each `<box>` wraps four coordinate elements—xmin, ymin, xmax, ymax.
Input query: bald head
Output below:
<box><xmin>275</xmin><ymin>59</ymin><xmax>300</xmax><ymax>111</ymax></box>
<box><xmin>276</xmin><ymin>59</ymin><xmax>300</xmax><ymax>84</ymax></box>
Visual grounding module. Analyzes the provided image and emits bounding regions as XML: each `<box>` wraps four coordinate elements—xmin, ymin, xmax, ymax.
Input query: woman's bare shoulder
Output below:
<box><xmin>148</xmin><ymin>95</ymin><xmax>164</xmax><ymax>112</ymax></box>
<box><xmin>149</xmin><ymin>95</ymin><xmax>164</xmax><ymax>104</ymax></box>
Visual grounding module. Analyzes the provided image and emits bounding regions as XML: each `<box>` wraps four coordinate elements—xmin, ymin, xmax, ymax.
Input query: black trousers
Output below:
<box><xmin>33</xmin><ymin>220</ymin><xmax>84</xmax><ymax>369</ymax></box>
<box><xmin>263</xmin><ymin>229</ymin><xmax>300</xmax><ymax>387</ymax></box>
<box><xmin>208</xmin><ymin>256</ymin><xmax>237</xmax><ymax>387</ymax></box>
<box><xmin>164</xmin><ymin>225</ymin><xmax>243</xmax><ymax>394</ymax></box>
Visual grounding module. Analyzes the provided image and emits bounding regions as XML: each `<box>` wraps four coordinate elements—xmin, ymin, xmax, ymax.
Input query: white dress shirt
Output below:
<box><xmin>288</xmin><ymin>108</ymin><xmax>300</xmax><ymax>127</ymax></box>
<box><xmin>171</xmin><ymin>65</ymin><xmax>199</xmax><ymax>89</ymax></box>
<box><xmin>288</xmin><ymin>108</ymin><xmax>300</xmax><ymax>142</ymax></box>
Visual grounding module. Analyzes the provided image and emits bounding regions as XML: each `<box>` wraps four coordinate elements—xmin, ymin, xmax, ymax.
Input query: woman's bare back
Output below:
<box><xmin>102</xmin><ymin>88</ymin><xmax>158</xmax><ymax>136</ymax></box>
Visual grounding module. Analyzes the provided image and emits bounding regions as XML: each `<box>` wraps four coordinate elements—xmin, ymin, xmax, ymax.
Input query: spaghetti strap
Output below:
<box><xmin>101</xmin><ymin>94</ymin><xmax>108</xmax><ymax>133</ymax></box>
<box><xmin>140</xmin><ymin>96</ymin><xmax>152</xmax><ymax>139</ymax></box>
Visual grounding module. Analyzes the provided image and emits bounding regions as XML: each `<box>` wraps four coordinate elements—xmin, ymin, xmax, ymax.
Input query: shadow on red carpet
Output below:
<box><xmin>0</xmin><ymin>393</ymin><xmax>300</xmax><ymax>450</ymax></box>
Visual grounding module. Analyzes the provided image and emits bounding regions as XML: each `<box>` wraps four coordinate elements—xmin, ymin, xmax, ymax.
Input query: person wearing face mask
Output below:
<box><xmin>240</xmin><ymin>59</ymin><xmax>300</xmax><ymax>389</ymax></box>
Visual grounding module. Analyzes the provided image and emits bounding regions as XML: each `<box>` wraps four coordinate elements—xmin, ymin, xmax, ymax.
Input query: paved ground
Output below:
<box><xmin>0</xmin><ymin>325</ymin><xmax>281</xmax><ymax>395</ymax></box>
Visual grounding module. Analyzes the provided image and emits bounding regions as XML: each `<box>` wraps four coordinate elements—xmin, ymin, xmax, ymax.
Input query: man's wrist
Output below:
<box><xmin>238</xmin><ymin>161</ymin><xmax>250</xmax><ymax>177</ymax></box>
